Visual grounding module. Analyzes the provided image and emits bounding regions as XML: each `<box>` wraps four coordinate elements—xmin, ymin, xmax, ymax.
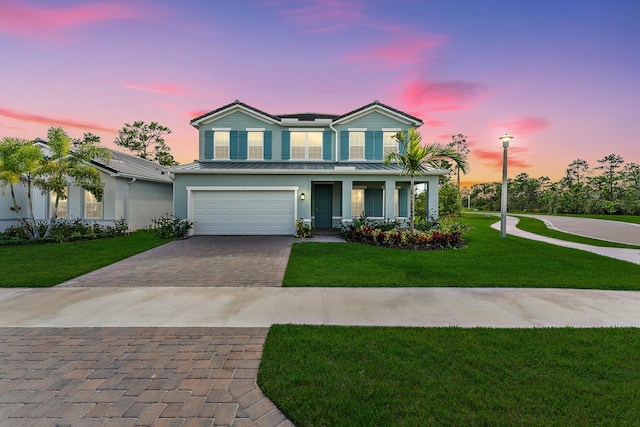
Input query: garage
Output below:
<box><xmin>189</xmin><ymin>188</ymin><xmax>296</xmax><ymax>235</ymax></box>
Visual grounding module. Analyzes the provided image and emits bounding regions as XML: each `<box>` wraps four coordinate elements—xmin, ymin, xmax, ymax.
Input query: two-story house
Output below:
<box><xmin>172</xmin><ymin>100</ymin><xmax>448</xmax><ymax>235</ymax></box>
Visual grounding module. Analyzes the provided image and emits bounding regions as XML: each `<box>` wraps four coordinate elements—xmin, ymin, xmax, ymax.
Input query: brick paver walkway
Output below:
<box><xmin>61</xmin><ymin>236</ymin><xmax>295</xmax><ymax>288</ymax></box>
<box><xmin>0</xmin><ymin>327</ymin><xmax>292</xmax><ymax>427</ymax></box>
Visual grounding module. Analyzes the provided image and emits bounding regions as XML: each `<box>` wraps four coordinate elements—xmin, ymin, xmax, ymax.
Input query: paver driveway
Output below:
<box><xmin>2</xmin><ymin>236</ymin><xmax>296</xmax><ymax>426</ymax></box>
<box><xmin>62</xmin><ymin>236</ymin><xmax>295</xmax><ymax>288</ymax></box>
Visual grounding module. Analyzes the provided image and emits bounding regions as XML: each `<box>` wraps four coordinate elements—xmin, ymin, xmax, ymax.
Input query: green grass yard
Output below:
<box><xmin>258</xmin><ymin>325</ymin><xmax>640</xmax><ymax>427</ymax></box>
<box><xmin>0</xmin><ymin>230</ymin><xmax>171</xmax><ymax>287</ymax></box>
<box><xmin>283</xmin><ymin>215</ymin><xmax>640</xmax><ymax>289</ymax></box>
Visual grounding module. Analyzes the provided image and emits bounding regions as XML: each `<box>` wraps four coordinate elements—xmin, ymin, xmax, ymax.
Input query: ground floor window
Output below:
<box><xmin>84</xmin><ymin>190</ymin><xmax>103</xmax><ymax>219</ymax></box>
<box><xmin>352</xmin><ymin>187</ymin><xmax>383</xmax><ymax>218</ymax></box>
<box><xmin>49</xmin><ymin>188</ymin><xmax>67</xmax><ymax>218</ymax></box>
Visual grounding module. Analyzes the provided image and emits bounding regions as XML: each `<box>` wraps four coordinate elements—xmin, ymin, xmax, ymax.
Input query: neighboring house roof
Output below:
<box><xmin>190</xmin><ymin>100</ymin><xmax>423</xmax><ymax>128</ymax></box>
<box><xmin>34</xmin><ymin>139</ymin><xmax>172</xmax><ymax>183</ymax></box>
<box><xmin>172</xmin><ymin>161</ymin><xmax>442</xmax><ymax>176</ymax></box>
<box><xmin>93</xmin><ymin>149</ymin><xmax>172</xmax><ymax>183</ymax></box>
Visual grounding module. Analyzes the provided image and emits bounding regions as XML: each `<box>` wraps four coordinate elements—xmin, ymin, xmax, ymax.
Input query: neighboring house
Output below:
<box><xmin>0</xmin><ymin>140</ymin><xmax>173</xmax><ymax>232</ymax></box>
<box><xmin>172</xmin><ymin>100</ymin><xmax>449</xmax><ymax>236</ymax></box>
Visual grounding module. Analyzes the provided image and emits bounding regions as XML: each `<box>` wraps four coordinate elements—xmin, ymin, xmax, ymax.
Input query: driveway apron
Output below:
<box><xmin>61</xmin><ymin>236</ymin><xmax>296</xmax><ymax>288</ymax></box>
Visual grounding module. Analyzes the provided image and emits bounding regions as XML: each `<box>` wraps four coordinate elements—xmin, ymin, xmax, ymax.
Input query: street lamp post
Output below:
<box><xmin>500</xmin><ymin>134</ymin><xmax>514</xmax><ymax>238</ymax></box>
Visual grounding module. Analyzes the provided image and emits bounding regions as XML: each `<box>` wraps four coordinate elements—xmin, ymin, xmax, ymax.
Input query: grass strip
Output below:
<box><xmin>515</xmin><ymin>216</ymin><xmax>640</xmax><ymax>249</ymax></box>
<box><xmin>258</xmin><ymin>325</ymin><xmax>640</xmax><ymax>427</ymax></box>
<box><xmin>0</xmin><ymin>230</ymin><xmax>171</xmax><ymax>287</ymax></box>
<box><xmin>283</xmin><ymin>215</ymin><xmax>640</xmax><ymax>289</ymax></box>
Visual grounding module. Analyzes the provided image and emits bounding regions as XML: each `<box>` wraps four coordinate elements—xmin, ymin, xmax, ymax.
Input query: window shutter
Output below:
<box><xmin>399</xmin><ymin>130</ymin><xmax>406</xmax><ymax>155</ymax></box>
<box><xmin>239</xmin><ymin>131</ymin><xmax>248</xmax><ymax>160</ymax></box>
<box><xmin>204</xmin><ymin>130</ymin><xmax>214</xmax><ymax>159</ymax></box>
<box><xmin>264</xmin><ymin>131</ymin><xmax>272</xmax><ymax>160</ymax></box>
<box><xmin>281</xmin><ymin>130</ymin><xmax>290</xmax><ymax>160</ymax></box>
<box><xmin>230</xmin><ymin>130</ymin><xmax>239</xmax><ymax>159</ymax></box>
<box><xmin>399</xmin><ymin>188</ymin><xmax>408</xmax><ymax>217</ymax></box>
<box><xmin>340</xmin><ymin>131</ymin><xmax>349</xmax><ymax>160</ymax></box>
<box><xmin>374</xmin><ymin>131</ymin><xmax>383</xmax><ymax>160</ymax></box>
<box><xmin>365</xmin><ymin>131</ymin><xmax>374</xmax><ymax>160</ymax></box>
<box><xmin>364</xmin><ymin>189</ymin><xmax>383</xmax><ymax>217</ymax></box>
<box><xmin>322</xmin><ymin>131</ymin><xmax>332</xmax><ymax>160</ymax></box>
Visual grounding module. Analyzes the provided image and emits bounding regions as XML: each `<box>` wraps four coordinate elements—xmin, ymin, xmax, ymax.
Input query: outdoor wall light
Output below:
<box><xmin>300</xmin><ymin>193</ymin><xmax>306</xmax><ymax>200</ymax></box>
<box><xmin>499</xmin><ymin>134</ymin><xmax>514</xmax><ymax>238</ymax></box>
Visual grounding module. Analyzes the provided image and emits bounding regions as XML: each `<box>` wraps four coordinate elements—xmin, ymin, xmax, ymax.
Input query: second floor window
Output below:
<box><xmin>349</xmin><ymin>132</ymin><xmax>365</xmax><ymax>160</ymax></box>
<box><xmin>291</xmin><ymin>132</ymin><xmax>322</xmax><ymax>160</ymax></box>
<box><xmin>383</xmin><ymin>132</ymin><xmax>399</xmax><ymax>158</ymax></box>
<box><xmin>248</xmin><ymin>132</ymin><xmax>263</xmax><ymax>160</ymax></box>
<box><xmin>214</xmin><ymin>131</ymin><xmax>230</xmax><ymax>159</ymax></box>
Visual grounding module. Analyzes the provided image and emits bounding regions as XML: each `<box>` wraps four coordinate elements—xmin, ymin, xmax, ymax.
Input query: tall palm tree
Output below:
<box><xmin>0</xmin><ymin>137</ymin><xmax>44</xmax><ymax>239</ymax></box>
<box><xmin>384</xmin><ymin>128</ymin><xmax>468</xmax><ymax>233</ymax></box>
<box><xmin>37</xmin><ymin>127</ymin><xmax>111</xmax><ymax>238</ymax></box>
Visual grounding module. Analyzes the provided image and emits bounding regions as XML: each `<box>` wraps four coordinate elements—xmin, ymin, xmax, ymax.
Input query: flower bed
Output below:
<box><xmin>341</xmin><ymin>217</ymin><xmax>471</xmax><ymax>250</ymax></box>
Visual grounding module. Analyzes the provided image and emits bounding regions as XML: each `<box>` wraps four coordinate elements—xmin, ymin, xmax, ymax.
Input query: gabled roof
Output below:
<box><xmin>189</xmin><ymin>100</ymin><xmax>423</xmax><ymax>128</ymax></box>
<box><xmin>190</xmin><ymin>100</ymin><xmax>281</xmax><ymax>127</ymax></box>
<box><xmin>334</xmin><ymin>100</ymin><xmax>423</xmax><ymax>126</ymax></box>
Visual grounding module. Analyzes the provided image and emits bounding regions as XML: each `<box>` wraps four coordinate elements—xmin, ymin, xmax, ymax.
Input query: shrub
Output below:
<box><xmin>150</xmin><ymin>214</ymin><xmax>194</xmax><ymax>238</ymax></box>
<box><xmin>295</xmin><ymin>219</ymin><xmax>315</xmax><ymax>238</ymax></box>
<box><xmin>0</xmin><ymin>217</ymin><xmax>129</xmax><ymax>246</ymax></box>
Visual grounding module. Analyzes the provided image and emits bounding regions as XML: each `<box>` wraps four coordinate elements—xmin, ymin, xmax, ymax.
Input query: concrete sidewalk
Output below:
<box><xmin>494</xmin><ymin>216</ymin><xmax>640</xmax><ymax>265</ymax></box>
<box><xmin>2</xmin><ymin>286</ymin><xmax>639</xmax><ymax>329</ymax></box>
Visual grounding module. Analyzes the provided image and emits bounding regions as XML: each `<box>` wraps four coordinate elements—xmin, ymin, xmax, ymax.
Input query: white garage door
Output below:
<box><xmin>191</xmin><ymin>190</ymin><xmax>295</xmax><ymax>235</ymax></box>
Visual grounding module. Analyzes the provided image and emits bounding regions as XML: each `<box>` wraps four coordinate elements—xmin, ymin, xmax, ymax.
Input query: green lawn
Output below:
<box><xmin>259</xmin><ymin>325</ymin><xmax>640</xmax><ymax>427</ymax></box>
<box><xmin>284</xmin><ymin>215</ymin><xmax>640</xmax><ymax>289</ymax></box>
<box><xmin>514</xmin><ymin>215</ymin><xmax>640</xmax><ymax>249</ymax></box>
<box><xmin>0</xmin><ymin>230</ymin><xmax>171</xmax><ymax>287</ymax></box>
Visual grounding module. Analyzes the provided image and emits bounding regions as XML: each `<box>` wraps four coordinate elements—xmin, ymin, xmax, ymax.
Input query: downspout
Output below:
<box><xmin>126</xmin><ymin>178</ymin><xmax>136</xmax><ymax>228</ymax></box>
<box><xmin>329</xmin><ymin>122</ymin><xmax>339</xmax><ymax>163</ymax></box>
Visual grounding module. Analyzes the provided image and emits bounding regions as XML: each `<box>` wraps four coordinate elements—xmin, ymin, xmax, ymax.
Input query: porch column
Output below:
<box><xmin>341</xmin><ymin>178</ymin><xmax>353</xmax><ymax>222</ymax></box>
<box><xmin>426</xmin><ymin>177</ymin><xmax>439</xmax><ymax>221</ymax></box>
<box><xmin>384</xmin><ymin>178</ymin><xmax>396</xmax><ymax>219</ymax></box>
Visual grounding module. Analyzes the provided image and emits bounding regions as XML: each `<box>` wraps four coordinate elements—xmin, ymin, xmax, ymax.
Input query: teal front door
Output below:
<box><xmin>315</xmin><ymin>185</ymin><xmax>332</xmax><ymax>228</ymax></box>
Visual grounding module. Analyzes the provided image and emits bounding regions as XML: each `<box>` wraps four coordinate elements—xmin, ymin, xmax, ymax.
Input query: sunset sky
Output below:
<box><xmin>1</xmin><ymin>0</ymin><xmax>639</xmax><ymax>187</ymax></box>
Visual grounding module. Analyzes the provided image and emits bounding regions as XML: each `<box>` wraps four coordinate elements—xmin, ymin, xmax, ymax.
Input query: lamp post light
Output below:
<box><xmin>500</xmin><ymin>134</ymin><xmax>514</xmax><ymax>238</ymax></box>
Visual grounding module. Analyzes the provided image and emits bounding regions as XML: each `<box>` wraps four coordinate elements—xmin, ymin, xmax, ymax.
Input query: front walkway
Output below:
<box><xmin>496</xmin><ymin>216</ymin><xmax>640</xmax><ymax>265</ymax></box>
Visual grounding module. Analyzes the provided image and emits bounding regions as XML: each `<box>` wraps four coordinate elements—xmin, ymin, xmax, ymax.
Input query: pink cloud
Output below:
<box><xmin>474</xmin><ymin>147</ymin><xmax>531</xmax><ymax>169</ymax></box>
<box><xmin>492</xmin><ymin>116</ymin><xmax>551</xmax><ymax>138</ymax></box>
<box><xmin>400</xmin><ymin>79</ymin><xmax>487</xmax><ymax>112</ymax></box>
<box><xmin>0</xmin><ymin>1</ymin><xmax>142</xmax><ymax>40</ymax></box>
<box><xmin>272</xmin><ymin>0</ymin><xmax>367</xmax><ymax>33</ymax></box>
<box><xmin>424</xmin><ymin>120</ymin><xmax>449</xmax><ymax>128</ymax></box>
<box><xmin>123</xmin><ymin>82</ymin><xmax>192</xmax><ymax>96</ymax></box>
<box><xmin>185</xmin><ymin>110</ymin><xmax>211</xmax><ymax>119</ymax></box>
<box><xmin>343</xmin><ymin>34</ymin><xmax>446</xmax><ymax>68</ymax></box>
<box><xmin>0</xmin><ymin>107</ymin><xmax>113</xmax><ymax>133</ymax></box>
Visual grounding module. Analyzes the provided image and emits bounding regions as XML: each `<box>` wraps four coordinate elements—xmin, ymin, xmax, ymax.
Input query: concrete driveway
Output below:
<box><xmin>62</xmin><ymin>236</ymin><xmax>296</xmax><ymax>288</ymax></box>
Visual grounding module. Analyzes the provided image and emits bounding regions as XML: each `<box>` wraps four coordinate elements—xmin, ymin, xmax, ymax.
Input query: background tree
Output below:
<box><xmin>114</xmin><ymin>121</ymin><xmax>178</xmax><ymax>166</ymax></box>
<box><xmin>593</xmin><ymin>153</ymin><xmax>624</xmax><ymax>202</ymax></box>
<box><xmin>36</xmin><ymin>127</ymin><xmax>111</xmax><ymax>237</ymax></box>
<box><xmin>384</xmin><ymin>128</ymin><xmax>468</xmax><ymax>233</ymax></box>
<box><xmin>446</xmin><ymin>134</ymin><xmax>470</xmax><ymax>189</ymax></box>
<box><xmin>0</xmin><ymin>137</ymin><xmax>44</xmax><ymax>239</ymax></box>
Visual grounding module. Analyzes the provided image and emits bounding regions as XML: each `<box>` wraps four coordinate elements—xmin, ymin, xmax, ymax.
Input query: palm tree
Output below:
<box><xmin>384</xmin><ymin>128</ymin><xmax>468</xmax><ymax>233</ymax></box>
<box><xmin>37</xmin><ymin>127</ymin><xmax>111</xmax><ymax>238</ymax></box>
<box><xmin>0</xmin><ymin>137</ymin><xmax>44</xmax><ymax>239</ymax></box>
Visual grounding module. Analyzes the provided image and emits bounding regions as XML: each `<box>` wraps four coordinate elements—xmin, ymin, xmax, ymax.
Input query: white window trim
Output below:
<box><xmin>290</xmin><ymin>131</ymin><xmax>323</xmax><ymax>160</ymax></box>
<box><xmin>211</xmin><ymin>127</ymin><xmax>231</xmax><ymax>131</ymax></box>
<box><xmin>348</xmin><ymin>128</ymin><xmax>367</xmax><ymax>131</ymax></box>
<box><xmin>246</xmin><ymin>128</ymin><xmax>265</xmax><ymax>131</ymax></box>
<box><xmin>382</xmin><ymin>128</ymin><xmax>401</xmax><ymax>132</ymax></box>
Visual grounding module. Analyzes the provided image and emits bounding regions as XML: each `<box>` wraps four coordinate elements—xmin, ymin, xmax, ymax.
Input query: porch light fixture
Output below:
<box><xmin>499</xmin><ymin>134</ymin><xmax>514</xmax><ymax>238</ymax></box>
<box><xmin>300</xmin><ymin>193</ymin><xmax>306</xmax><ymax>200</ymax></box>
